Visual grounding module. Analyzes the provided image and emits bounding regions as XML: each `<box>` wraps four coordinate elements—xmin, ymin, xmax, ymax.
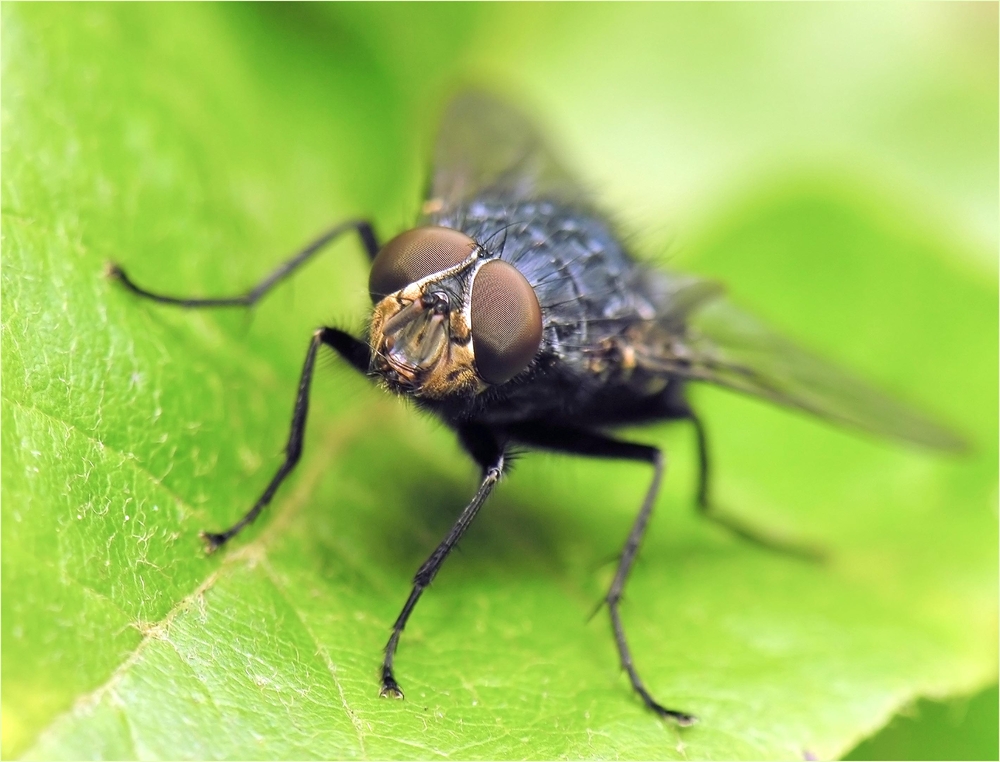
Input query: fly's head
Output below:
<box><xmin>367</xmin><ymin>226</ymin><xmax>543</xmax><ymax>400</ymax></box>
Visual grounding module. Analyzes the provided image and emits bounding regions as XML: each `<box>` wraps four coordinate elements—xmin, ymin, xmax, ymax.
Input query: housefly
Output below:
<box><xmin>108</xmin><ymin>91</ymin><xmax>965</xmax><ymax>725</ymax></box>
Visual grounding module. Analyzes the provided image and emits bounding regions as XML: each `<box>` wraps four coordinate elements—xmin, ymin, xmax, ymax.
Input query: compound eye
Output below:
<box><xmin>369</xmin><ymin>226</ymin><xmax>477</xmax><ymax>302</ymax></box>
<box><xmin>470</xmin><ymin>259</ymin><xmax>543</xmax><ymax>384</ymax></box>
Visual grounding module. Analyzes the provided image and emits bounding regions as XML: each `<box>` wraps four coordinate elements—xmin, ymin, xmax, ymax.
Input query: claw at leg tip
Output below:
<box><xmin>674</xmin><ymin>713</ymin><xmax>697</xmax><ymax>727</ymax></box>
<box><xmin>200</xmin><ymin>531</ymin><xmax>226</xmax><ymax>554</ymax></box>
<box><xmin>380</xmin><ymin>671</ymin><xmax>404</xmax><ymax>699</ymax></box>
<box><xmin>650</xmin><ymin>700</ymin><xmax>697</xmax><ymax>727</ymax></box>
<box><xmin>380</xmin><ymin>684</ymin><xmax>404</xmax><ymax>699</ymax></box>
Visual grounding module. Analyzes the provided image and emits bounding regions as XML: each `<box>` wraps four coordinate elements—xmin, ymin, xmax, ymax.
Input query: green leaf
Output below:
<box><xmin>844</xmin><ymin>683</ymin><xmax>999</xmax><ymax>761</ymax></box>
<box><xmin>3</xmin><ymin>4</ymin><xmax>996</xmax><ymax>760</ymax></box>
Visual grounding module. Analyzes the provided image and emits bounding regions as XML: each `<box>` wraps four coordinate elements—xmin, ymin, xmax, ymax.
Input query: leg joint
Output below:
<box><xmin>649</xmin><ymin>448</ymin><xmax>665</xmax><ymax>469</ymax></box>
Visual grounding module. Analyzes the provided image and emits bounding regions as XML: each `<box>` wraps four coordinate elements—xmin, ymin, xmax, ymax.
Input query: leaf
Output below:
<box><xmin>3</xmin><ymin>4</ymin><xmax>996</xmax><ymax>760</ymax></box>
<box><xmin>844</xmin><ymin>684</ymin><xmax>999</xmax><ymax>761</ymax></box>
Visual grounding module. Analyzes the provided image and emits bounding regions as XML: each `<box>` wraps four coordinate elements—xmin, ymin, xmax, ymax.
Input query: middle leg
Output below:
<box><xmin>507</xmin><ymin>422</ymin><xmax>695</xmax><ymax>725</ymax></box>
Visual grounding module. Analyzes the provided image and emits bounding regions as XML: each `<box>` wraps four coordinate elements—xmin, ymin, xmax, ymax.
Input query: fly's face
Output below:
<box><xmin>367</xmin><ymin>226</ymin><xmax>543</xmax><ymax>399</ymax></box>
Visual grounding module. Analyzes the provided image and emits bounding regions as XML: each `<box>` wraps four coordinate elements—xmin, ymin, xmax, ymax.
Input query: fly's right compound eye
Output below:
<box><xmin>470</xmin><ymin>259</ymin><xmax>543</xmax><ymax>385</ymax></box>
<box><xmin>368</xmin><ymin>227</ymin><xmax>477</xmax><ymax>302</ymax></box>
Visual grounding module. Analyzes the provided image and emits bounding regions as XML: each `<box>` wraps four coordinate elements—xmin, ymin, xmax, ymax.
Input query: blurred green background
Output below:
<box><xmin>2</xmin><ymin>3</ymin><xmax>996</xmax><ymax>760</ymax></box>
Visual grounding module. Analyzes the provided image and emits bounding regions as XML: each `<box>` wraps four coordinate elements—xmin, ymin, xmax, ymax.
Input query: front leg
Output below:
<box><xmin>202</xmin><ymin>327</ymin><xmax>370</xmax><ymax>550</ymax></box>
<box><xmin>108</xmin><ymin>218</ymin><xmax>379</xmax><ymax>308</ymax></box>
<box><xmin>380</xmin><ymin>424</ymin><xmax>506</xmax><ymax>698</ymax></box>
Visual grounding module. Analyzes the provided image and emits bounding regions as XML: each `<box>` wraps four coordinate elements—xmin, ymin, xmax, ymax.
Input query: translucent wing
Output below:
<box><xmin>632</xmin><ymin>284</ymin><xmax>967</xmax><ymax>452</ymax></box>
<box><xmin>428</xmin><ymin>92</ymin><xmax>965</xmax><ymax>452</ymax></box>
<box><xmin>427</xmin><ymin>90</ymin><xmax>584</xmax><ymax>213</ymax></box>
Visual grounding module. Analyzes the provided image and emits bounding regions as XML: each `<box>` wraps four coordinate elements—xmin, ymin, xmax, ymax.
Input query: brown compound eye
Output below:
<box><xmin>470</xmin><ymin>259</ymin><xmax>543</xmax><ymax>384</ymax></box>
<box><xmin>369</xmin><ymin>226</ymin><xmax>477</xmax><ymax>302</ymax></box>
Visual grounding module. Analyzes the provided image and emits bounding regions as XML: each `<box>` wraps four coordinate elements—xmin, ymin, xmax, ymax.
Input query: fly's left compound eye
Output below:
<box><xmin>470</xmin><ymin>260</ymin><xmax>543</xmax><ymax>384</ymax></box>
<box><xmin>369</xmin><ymin>227</ymin><xmax>477</xmax><ymax>302</ymax></box>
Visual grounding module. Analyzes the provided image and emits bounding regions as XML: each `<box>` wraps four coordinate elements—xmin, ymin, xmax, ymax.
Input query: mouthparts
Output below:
<box><xmin>382</xmin><ymin>299</ymin><xmax>450</xmax><ymax>382</ymax></box>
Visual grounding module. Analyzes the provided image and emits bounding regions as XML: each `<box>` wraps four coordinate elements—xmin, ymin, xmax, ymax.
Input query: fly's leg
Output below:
<box><xmin>507</xmin><ymin>423</ymin><xmax>695</xmax><ymax>726</ymax></box>
<box><xmin>107</xmin><ymin>219</ymin><xmax>379</xmax><ymax>307</ymax></box>
<box><xmin>381</xmin><ymin>425</ymin><xmax>505</xmax><ymax>698</ymax></box>
<box><xmin>687</xmin><ymin>411</ymin><xmax>825</xmax><ymax>562</ymax></box>
<box><xmin>202</xmin><ymin>328</ymin><xmax>370</xmax><ymax>551</ymax></box>
<box><xmin>104</xmin><ymin>221</ymin><xmax>377</xmax><ymax>548</ymax></box>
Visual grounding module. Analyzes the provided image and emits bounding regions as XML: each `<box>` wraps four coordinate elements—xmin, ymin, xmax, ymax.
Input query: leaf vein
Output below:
<box><xmin>24</xmin><ymin>406</ymin><xmax>380</xmax><ymax>755</ymax></box>
<box><xmin>259</xmin><ymin>557</ymin><xmax>369</xmax><ymax>759</ymax></box>
<box><xmin>3</xmin><ymin>395</ymin><xmax>203</xmax><ymax>517</ymax></box>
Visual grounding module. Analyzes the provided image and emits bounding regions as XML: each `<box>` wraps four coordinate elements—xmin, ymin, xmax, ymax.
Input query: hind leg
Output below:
<box><xmin>662</xmin><ymin>387</ymin><xmax>825</xmax><ymax>562</ymax></box>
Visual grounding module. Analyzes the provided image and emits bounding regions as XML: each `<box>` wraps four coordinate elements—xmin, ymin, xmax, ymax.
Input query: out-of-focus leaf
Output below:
<box><xmin>844</xmin><ymin>684</ymin><xmax>999</xmax><ymax>761</ymax></box>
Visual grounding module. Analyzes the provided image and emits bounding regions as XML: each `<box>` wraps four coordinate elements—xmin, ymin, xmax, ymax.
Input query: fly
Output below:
<box><xmin>107</xmin><ymin>90</ymin><xmax>966</xmax><ymax>725</ymax></box>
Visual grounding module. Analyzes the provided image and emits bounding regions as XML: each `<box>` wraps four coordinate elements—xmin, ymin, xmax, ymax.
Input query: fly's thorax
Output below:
<box><xmin>366</xmin><ymin>225</ymin><xmax>545</xmax><ymax>400</ymax></box>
